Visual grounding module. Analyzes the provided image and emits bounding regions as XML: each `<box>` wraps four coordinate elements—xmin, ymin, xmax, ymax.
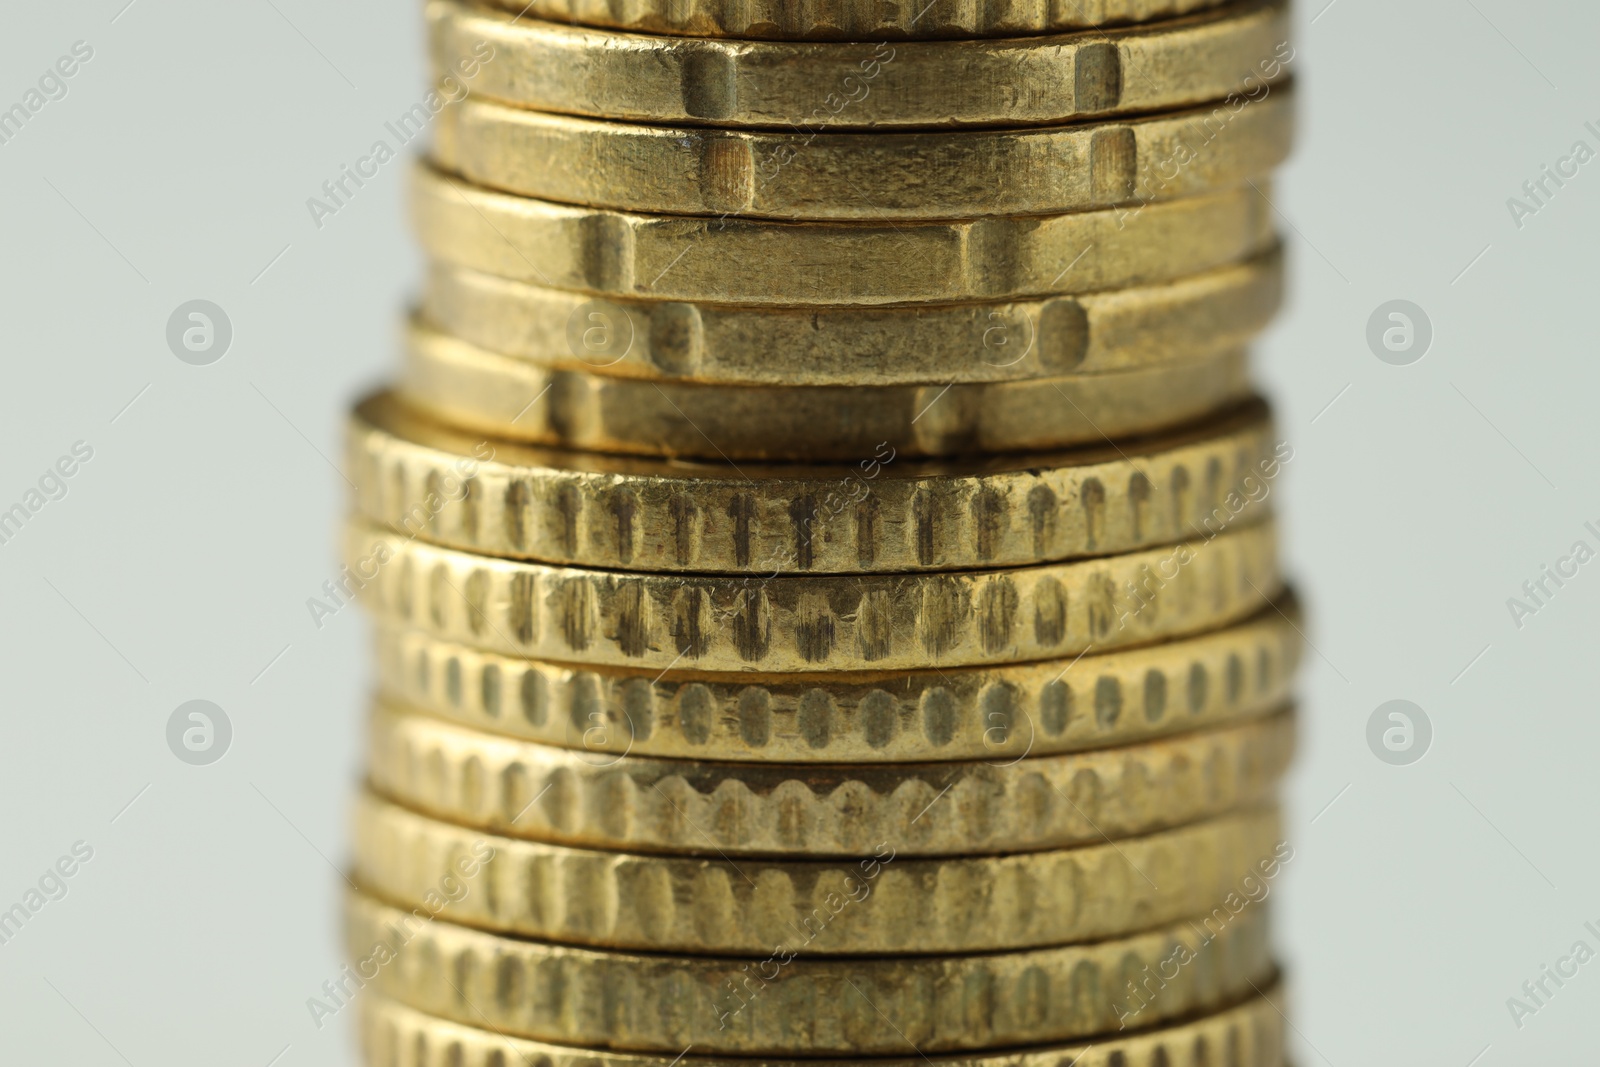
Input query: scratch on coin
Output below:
<box><xmin>910</xmin><ymin>384</ymin><xmax>953</xmax><ymax>424</ymax></box>
<box><xmin>1051</xmin><ymin>645</ymin><xmax>1096</xmax><ymax>684</ymax></box>
<box><xmin>1050</xmin><ymin>243</ymin><xmax>1095</xmax><ymax>285</ymax></box>
<box><xmin>511</xmin><ymin>382</ymin><xmax>554</xmax><ymax>423</ymax></box>
<box><xmin>510</xmin><ymin>782</ymin><xmax>555</xmax><ymax>823</ymax></box>
<box><xmin>910</xmin><ymin>783</ymin><xmax>953</xmax><ymax>824</ymax></box>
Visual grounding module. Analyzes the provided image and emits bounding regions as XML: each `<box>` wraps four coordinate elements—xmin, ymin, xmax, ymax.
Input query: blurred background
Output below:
<box><xmin>1</xmin><ymin>0</ymin><xmax>1596</xmax><ymax>1063</ymax></box>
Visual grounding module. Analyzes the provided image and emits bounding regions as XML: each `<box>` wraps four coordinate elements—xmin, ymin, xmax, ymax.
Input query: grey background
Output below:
<box><xmin>0</xmin><ymin>0</ymin><xmax>1595</xmax><ymax>1063</ymax></box>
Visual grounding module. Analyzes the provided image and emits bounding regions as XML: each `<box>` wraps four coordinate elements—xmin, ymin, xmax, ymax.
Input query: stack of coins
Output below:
<box><xmin>342</xmin><ymin>2</ymin><xmax>1301</xmax><ymax>1064</ymax></box>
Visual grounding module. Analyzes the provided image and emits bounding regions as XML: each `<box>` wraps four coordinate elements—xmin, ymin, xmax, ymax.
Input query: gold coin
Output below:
<box><xmin>346</xmin><ymin>517</ymin><xmax>1282</xmax><ymax>672</ymax></box>
<box><xmin>438</xmin><ymin>0</ymin><xmax>1289</xmax><ymax>128</ymax></box>
<box><xmin>470</xmin><ymin>0</ymin><xmax>1236</xmax><ymax>40</ymax></box>
<box><xmin>346</xmin><ymin>887</ymin><xmax>1276</xmax><ymax>1054</ymax></box>
<box><xmin>373</xmin><ymin>599</ymin><xmax>1302</xmax><ymax>763</ymax></box>
<box><xmin>351</xmin><ymin>390</ymin><xmax>1285</xmax><ymax>573</ymax></box>
<box><xmin>359</xmin><ymin>989</ymin><xmax>1287</xmax><ymax>1067</ymax></box>
<box><xmin>411</xmin><ymin>161</ymin><xmax>1277</xmax><ymax>306</ymax></box>
<box><xmin>366</xmin><ymin>701</ymin><xmax>1295</xmax><ymax>856</ymax></box>
<box><xmin>354</xmin><ymin>790</ymin><xmax>1286</xmax><ymax>953</ymax></box>
<box><xmin>399</xmin><ymin>323</ymin><xmax>1255</xmax><ymax>461</ymax></box>
<box><xmin>420</xmin><ymin>245</ymin><xmax>1284</xmax><ymax>385</ymax></box>
<box><xmin>433</xmin><ymin>86</ymin><xmax>1293</xmax><ymax>220</ymax></box>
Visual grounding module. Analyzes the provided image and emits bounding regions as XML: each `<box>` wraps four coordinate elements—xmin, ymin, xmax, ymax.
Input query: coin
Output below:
<box><xmin>471</xmin><ymin>0</ymin><xmax>1236</xmax><ymax>40</ymax></box>
<box><xmin>346</xmin><ymin>887</ymin><xmax>1276</xmax><ymax>1054</ymax></box>
<box><xmin>420</xmin><ymin>246</ymin><xmax>1284</xmax><ymax>386</ymax></box>
<box><xmin>433</xmin><ymin>87</ymin><xmax>1294</xmax><ymax>220</ymax></box>
<box><xmin>346</xmin><ymin>0</ymin><xmax>1306</xmax><ymax>1061</ymax></box>
<box><xmin>372</xmin><ymin>598</ymin><xmax>1301</xmax><ymax>763</ymax></box>
<box><xmin>354</xmin><ymin>790</ymin><xmax>1286</xmax><ymax>953</ymax></box>
<box><xmin>365</xmin><ymin>701</ymin><xmax>1294</xmax><ymax>856</ymax></box>
<box><xmin>351</xmin><ymin>390</ymin><xmax>1285</xmax><ymax>572</ymax></box>
<box><xmin>433</xmin><ymin>0</ymin><xmax>1290</xmax><ymax>129</ymax></box>
<box><xmin>411</xmin><ymin>162</ymin><xmax>1277</xmax><ymax>305</ymax></box>
<box><xmin>399</xmin><ymin>323</ymin><xmax>1255</xmax><ymax>461</ymax></box>
<box><xmin>360</xmin><ymin>989</ymin><xmax>1287</xmax><ymax>1067</ymax></box>
<box><xmin>346</xmin><ymin>517</ymin><xmax>1282</xmax><ymax>671</ymax></box>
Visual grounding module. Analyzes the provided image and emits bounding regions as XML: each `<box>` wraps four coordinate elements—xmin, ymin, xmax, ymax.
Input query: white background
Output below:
<box><xmin>1</xmin><ymin>1</ymin><xmax>1596</xmax><ymax>1064</ymax></box>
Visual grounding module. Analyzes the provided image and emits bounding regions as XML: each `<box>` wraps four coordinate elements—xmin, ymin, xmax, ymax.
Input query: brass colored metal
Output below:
<box><xmin>350</xmin><ymin>390</ymin><xmax>1284</xmax><ymax>572</ymax></box>
<box><xmin>359</xmin><ymin>990</ymin><xmax>1289</xmax><ymax>1067</ymax></box>
<box><xmin>410</xmin><ymin>161</ymin><xmax>1278</xmax><ymax>306</ymax></box>
<box><xmin>472</xmin><ymin>0</ymin><xmax>1238</xmax><ymax>40</ymax></box>
<box><xmin>345</xmin><ymin>887</ymin><xmax>1277</xmax><ymax>1054</ymax></box>
<box><xmin>435</xmin><ymin>0</ymin><xmax>1289</xmax><ymax>127</ymax></box>
<box><xmin>372</xmin><ymin>598</ymin><xmax>1302</xmax><ymax>762</ymax></box>
<box><xmin>418</xmin><ymin>246</ymin><xmax>1284</xmax><ymax>385</ymax></box>
<box><xmin>399</xmin><ymin>322</ymin><xmax>1255</xmax><ymax>460</ymax></box>
<box><xmin>345</xmin><ymin>517</ymin><xmax>1282</xmax><ymax>671</ymax></box>
<box><xmin>432</xmin><ymin>87</ymin><xmax>1295</xmax><ymax>219</ymax></box>
<box><xmin>354</xmin><ymin>789</ymin><xmax>1286</xmax><ymax>952</ymax></box>
<box><xmin>345</xmin><ymin>0</ymin><xmax>1303</xmax><ymax>1060</ymax></box>
<box><xmin>365</xmin><ymin>700</ymin><xmax>1295</xmax><ymax>856</ymax></box>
